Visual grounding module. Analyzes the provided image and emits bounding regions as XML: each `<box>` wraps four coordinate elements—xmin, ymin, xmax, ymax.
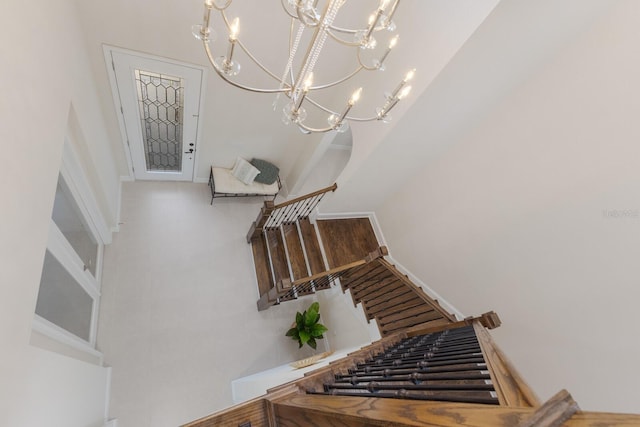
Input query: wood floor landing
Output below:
<box><xmin>316</xmin><ymin>218</ymin><xmax>379</xmax><ymax>269</ymax></box>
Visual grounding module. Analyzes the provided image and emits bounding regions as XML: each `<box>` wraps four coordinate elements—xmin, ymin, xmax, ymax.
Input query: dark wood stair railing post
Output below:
<box><xmin>246</xmin><ymin>200</ymin><xmax>275</xmax><ymax>243</ymax></box>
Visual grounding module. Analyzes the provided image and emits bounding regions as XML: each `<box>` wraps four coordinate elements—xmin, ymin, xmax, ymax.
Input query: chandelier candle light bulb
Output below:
<box><xmin>383</xmin><ymin>0</ymin><xmax>400</xmax><ymax>28</ymax></box>
<box><xmin>194</xmin><ymin>0</ymin><xmax>414</xmax><ymax>133</ymax></box>
<box><xmin>365</xmin><ymin>0</ymin><xmax>390</xmax><ymax>40</ymax></box>
<box><xmin>224</xmin><ymin>17</ymin><xmax>239</xmax><ymax>67</ymax></box>
<box><xmin>379</xmin><ymin>84</ymin><xmax>410</xmax><ymax>119</ymax></box>
<box><xmin>390</xmin><ymin>68</ymin><xmax>415</xmax><ymax>98</ymax></box>
<box><xmin>378</xmin><ymin>35</ymin><xmax>398</xmax><ymax>67</ymax></box>
<box><xmin>294</xmin><ymin>72</ymin><xmax>314</xmax><ymax>111</ymax></box>
<box><xmin>334</xmin><ymin>87</ymin><xmax>362</xmax><ymax>126</ymax></box>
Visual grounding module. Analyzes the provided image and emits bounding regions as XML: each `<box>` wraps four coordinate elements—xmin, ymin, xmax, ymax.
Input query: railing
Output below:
<box><xmin>188</xmin><ymin>314</ymin><xmax>620</xmax><ymax>427</ymax></box>
<box><xmin>257</xmin><ymin>246</ymin><xmax>387</xmax><ymax>311</ymax></box>
<box><xmin>247</xmin><ymin>183</ymin><xmax>337</xmax><ymax>242</ymax></box>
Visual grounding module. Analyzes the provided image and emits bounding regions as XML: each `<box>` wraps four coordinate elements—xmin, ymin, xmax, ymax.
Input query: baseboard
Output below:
<box><xmin>110</xmin><ymin>176</ymin><xmax>132</xmax><ymax>234</ymax></box>
<box><xmin>103</xmin><ymin>366</ymin><xmax>116</xmax><ymax>427</ymax></box>
<box><xmin>193</xmin><ymin>177</ymin><xmax>209</xmax><ymax>184</ymax></box>
<box><xmin>315</xmin><ymin>211</ymin><xmax>465</xmax><ymax>320</ymax></box>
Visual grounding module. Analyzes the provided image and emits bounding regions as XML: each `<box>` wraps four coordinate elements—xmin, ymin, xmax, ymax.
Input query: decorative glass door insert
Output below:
<box><xmin>109</xmin><ymin>49</ymin><xmax>203</xmax><ymax>181</ymax></box>
<box><xmin>135</xmin><ymin>70</ymin><xmax>185</xmax><ymax>172</ymax></box>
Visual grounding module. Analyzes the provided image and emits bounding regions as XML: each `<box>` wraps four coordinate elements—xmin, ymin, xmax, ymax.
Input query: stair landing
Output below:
<box><xmin>250</xmin><ymin>217</ymin><xmax>379</xmax><ymax>305</ymax></box>
<box><xmin>316</xmin><ymin>218</ymin><xmax>379</xmax><ymax>269</ymax></box>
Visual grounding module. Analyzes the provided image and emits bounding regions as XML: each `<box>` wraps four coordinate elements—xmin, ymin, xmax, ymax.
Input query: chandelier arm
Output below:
<box><xmin>308</xmin><ymin>65</ymin><xmax>363</xmax><ymax>91</ymax></box>
<box><xmin>203</xmin><ymin>40</ymin><xmax>291</xmax><ymax>93</ymax></box>
<box><xmin>304</xmin><ymin>96</ymin><xmax>339</xmax><ymax>116</ymax></box>
<box><xmin>280</xmin><ymin>0</ymin><xmax>300</xmax><ymax>20</ymax></box>
<box><xmin>211</xmin><ymin>0</ymin><xmax>232</xmax><ymax>11</ymax></box>
<box><xmin>326</xmin><ymin>29</ymin><xmax>364</xmax><ymax>47</ymax></box>
<box><xmin>303</xmin><ymin>96</ymin><xmax>380</xmax><ymax>122</ymax></box>
<box><xmin>219</xmin><ymin>11</ymin><xmax>287</xmax><ymax>84</ymax></box>
<box><xmin>326</xmin><ymin>25</ymin><xmax>359</xmax><ymax>35</ymax></box>
<box><xmin>297</xmin><ymin>122</ymin><xmax>337</xmax><ymax>133</ymax></box>
<box><xmin>327</xmin><ymin>21</ymin><xmax>393</xmax><ymax>35</ymax></box>
<box><xmin>356</xmin><ymin>48</ymin><xmax>383</xmax><ymax>71</ymax></box>
<box><xmin>343</xmin><ymin>114</ymin><xmax>381</xmax><ymax>122</ymax></box>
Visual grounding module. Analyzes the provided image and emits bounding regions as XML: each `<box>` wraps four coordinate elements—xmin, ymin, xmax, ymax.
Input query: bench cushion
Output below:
<box><xmin>212</xmin><ymin>167</ymin><xmax>279</xmax><ymax>195</ymax></box>
<box><xmin>251</xmin><ymin>158</ymin><xmax>280</xmax><ymax>185</ymax></box>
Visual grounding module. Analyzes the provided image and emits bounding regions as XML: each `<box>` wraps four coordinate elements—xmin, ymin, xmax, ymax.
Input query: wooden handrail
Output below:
<box><xmin>289</xmin><ymin>246</ymin><xmax>387</xmax><ymax>288</ymax></box>
<box><xmin>473</xmin><ymin>321</ymin><xmax>541</xmax><ymax>407</ymax></box>
<box><xmin>273</xmin><ymin>183</ymin><xmax>337</xmax><ymax>210</ymax></box>
<box><xmin>518</xmin><ymin>389</ymin><xmax>579</xmax><ymax>427</ymax></box>
<box><xmin>257</xmin><ymin>247</ymin><xmax>388</xmax><ymax>311</ymax></box>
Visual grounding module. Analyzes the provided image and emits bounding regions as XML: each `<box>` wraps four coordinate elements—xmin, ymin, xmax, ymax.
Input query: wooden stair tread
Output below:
<box><xmin>282</xmin><ymin>223</ymin><xmax>309</xmax><ymax>281</ymax></box>
<box><xmin>251</xmin><ymin>234</ymin><xmax>274</xmax><ymax>298</ymax></box>
<box><xmin>298</xmin><ymin>217</ymin><xmax>326</xmax><ymax>275</ymax></box>
<box><xmin>265</xmin><ymin>228</ymin><xmax>290</xmax><ymax>285</ymax></box>
<box><xmin>380</xmin><ymin>310</ymin><xmax>447</xmax><ymax>335</ymax></box>
<box><xmin>317</xmin><ymin>218</ymin><xmax>379</xmax><ymax>268</ymax></box>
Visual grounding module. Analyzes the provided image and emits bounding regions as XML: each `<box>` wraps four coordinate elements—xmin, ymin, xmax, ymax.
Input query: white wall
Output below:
<box><xmin>1</xmin><ymin>0</ymin><xmax>118</xmax><ymax>424</ymax></box>
<box><xmin>14</xmin><ymin>347</ymin><xmax>110</xmax><ymax>427</ymax></box>
<box><xmin>375</xmin><ymin>0</ymin><xmax>640</xmax><ymax>413</ymax></box>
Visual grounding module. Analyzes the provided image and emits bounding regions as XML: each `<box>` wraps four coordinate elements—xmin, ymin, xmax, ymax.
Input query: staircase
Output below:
<box><xmin>247</xmin><ymin>184</ymin><xmax>459</xmax><ymax>338</ymax></box>
<box><xmin>340</xmin><ymin>257</ymin><xmax>457</xmax><ymax>336</ymax></box>
<box><xmin>247</xmin><ymin>184</ymin><xmax>342</xmax><ymax>310</ymax></box>
<box><xmin>185</xmin><ymin>193</ymin><xmax>640</xmax><ymax>426</ymax></box>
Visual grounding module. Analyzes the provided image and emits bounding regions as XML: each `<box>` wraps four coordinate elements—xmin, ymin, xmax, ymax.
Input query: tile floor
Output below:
<box><xmin>97</xmin><ymin>181</ymin><xmax>373</xmax><ymax>427</ymax></box>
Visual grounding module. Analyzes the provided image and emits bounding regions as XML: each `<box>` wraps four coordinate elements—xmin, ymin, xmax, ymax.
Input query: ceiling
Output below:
<box><xmin>72</xmin><ymin>0</ymin><xmax>612</xmax><ymax>209</ymax></box>
<box><xmin>72</xmin><ymin>0</ymin><xmax>499</xmax><ymax>184</ymax></box>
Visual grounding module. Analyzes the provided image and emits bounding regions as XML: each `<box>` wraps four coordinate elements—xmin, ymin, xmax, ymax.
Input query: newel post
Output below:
<box><xmin>246</xmin><ymin>200</ymin><xmax>275</xmax><ymax>243</ymax></box>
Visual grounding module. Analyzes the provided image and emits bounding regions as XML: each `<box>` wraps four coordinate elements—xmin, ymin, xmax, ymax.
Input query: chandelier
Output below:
<box><xmin>193</xmin><ymin>0</ymin><xmax>414</xmax><ymax>134</ymax></box>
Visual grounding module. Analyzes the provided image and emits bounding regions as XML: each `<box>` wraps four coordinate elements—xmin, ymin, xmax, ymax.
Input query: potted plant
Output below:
<box><xmin>285</xmin><ymin>302</ymin><xmax>328</xmax><ymax>350</ymax></box>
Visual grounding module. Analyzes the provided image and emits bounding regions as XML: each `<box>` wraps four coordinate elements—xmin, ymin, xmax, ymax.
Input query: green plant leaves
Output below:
<box><xmin>305</xmin><ymin>308</ymin><xmax>319</xmax><ymax>327</ymax></box>
<box><xmin>299</xmin><ymin>330</ymin><xmax>310</xmax><ymax>345</ymax></box>
<box><xmin>310</xmin><ymin>323</ymin><xmax>328</xmax><ymax>337</ymax></box>
<box><xmin>286</xmin><ymin>302</ymin><xmax>328</xmax><ymax>350</ymax></box>
<box><xmin>296</xmin><ymin>311</ymin><xmax>303</xmax><ymax>328</ymax></box>
<box><xmin>307</xmin><ymin>337</ymin><xmax>317</xmax><ymax>349</ymax></box>
<box><xmin>285</xmin><ymin>327</ymin><xmax>298</xmax><ymax>338</ymax></box>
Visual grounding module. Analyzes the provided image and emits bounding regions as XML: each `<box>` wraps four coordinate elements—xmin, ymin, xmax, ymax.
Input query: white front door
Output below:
<box><xmin>110</xmin><ymin>50</ymin><xmax>203</xmax><ymax>181</ymax></box>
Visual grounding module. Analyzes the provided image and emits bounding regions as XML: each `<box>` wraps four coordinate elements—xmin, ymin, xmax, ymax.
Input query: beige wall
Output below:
<box><xmin>375</xmin><ymin>1</ymin><xmax>640</xmax><ymax>413</ymax></box>
<box><xmin>1</xmin><ymin>0</ymin><xmax>118</xmax><ymax>424</ymax></box>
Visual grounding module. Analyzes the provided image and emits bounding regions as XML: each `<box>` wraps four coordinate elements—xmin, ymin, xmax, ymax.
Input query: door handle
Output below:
<box><xmin>185</xmin><ymin>148</ymin><xmax>194</xmax><ymax>154</ymax></box>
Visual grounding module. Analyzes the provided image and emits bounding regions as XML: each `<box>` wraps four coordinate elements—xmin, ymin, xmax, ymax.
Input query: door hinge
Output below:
<box><xmin>111</xmin><ymin>59</ymin><xmax>116</xmax><ymax>71</ymax></box>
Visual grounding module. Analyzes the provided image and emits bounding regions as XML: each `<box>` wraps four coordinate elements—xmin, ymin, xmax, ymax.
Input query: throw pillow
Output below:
<box><xmin>251</xmin><ymin>158</ymin><xmax>280</xmax><ymax>185</ymax></box>
<box><xmin>231</xmin><ymin>157</ymin><xmax>260</xmax><ymax>185</ymax></box>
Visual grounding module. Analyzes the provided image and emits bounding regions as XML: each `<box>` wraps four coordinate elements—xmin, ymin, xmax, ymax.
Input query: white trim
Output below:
<box><xmin>103</xmin><ymin>46</ymin><xmax>135</xmax><ymax>179</ymax></box>
<box><xmin>32</xmin><ymin>315</ymin><xmax>104</xmax><ymax>363</ymax></box>
<box><xmin>316</xmin><ymin>211</ymin><xmax>465</xmax><ymax>320</ymax></box>
<box><xmin>47</xmin><ymin>222</ymin><xmax>101</xmax><ymax>300</ymax></box>
<box><xmin>104</xmin><ymin>366</ymin><xmax>114</xmax><ymax>425</ymax></box>
<box><xmin>384</xmin><ymin>256</ymin><xmax>465</xmax><ymax>320</ymax></box>
<box><xmin>111</xmin><ymin>178</ymin><xmax>124</xmax><ymax>233</ymax></box>
<box><xmin>61</xmin><ymin>140</ymin><xmax>111</xmax><ymax>245</ymax></box>
<box><xmin>103</xmin><ymin>45</ymin><xmax>207</xmax><ymax>182</ymax></box>
<box><xmin>194</xmin><ymin>177</ymin><xmax>209</xmax><ymax>184</ymax></box>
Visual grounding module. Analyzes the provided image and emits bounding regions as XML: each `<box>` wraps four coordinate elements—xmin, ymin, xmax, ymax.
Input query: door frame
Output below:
<box><xmin>103</xmin><ymin>45</ymin><xmax>207</xmax><ymax>181</ymax></box>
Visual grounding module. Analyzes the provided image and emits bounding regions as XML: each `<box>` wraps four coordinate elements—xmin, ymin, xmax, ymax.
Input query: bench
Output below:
<box><xmin>208</xmin><ymin>166</ymin><xmax>281</xmax><ymax>204</ymax></box>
